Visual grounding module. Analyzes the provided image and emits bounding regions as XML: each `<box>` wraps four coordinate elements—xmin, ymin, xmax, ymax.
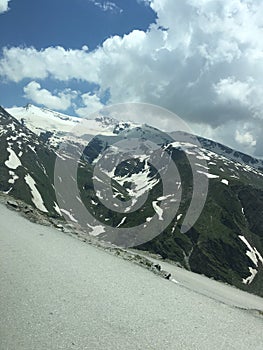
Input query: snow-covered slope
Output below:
<box><xmin>7</xmin><ymin>104</ymin><xmax>140</xmax><ymax>148</ymax></box>
<box><xmin>7</xmin><ymin>104</ymin><xmax>81</xmax><ymax>135</ymax></box>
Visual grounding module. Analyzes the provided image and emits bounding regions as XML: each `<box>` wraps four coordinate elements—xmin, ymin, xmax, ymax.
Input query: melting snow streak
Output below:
<box><xmin>238</xmin><ymin>235</ymin><xmax>263</xmax><ymax>285</ymax></box>
<box><xmin>25</xmin><ymin>174</ymin><xmax>48</xmax><ymax>213</ymax></box>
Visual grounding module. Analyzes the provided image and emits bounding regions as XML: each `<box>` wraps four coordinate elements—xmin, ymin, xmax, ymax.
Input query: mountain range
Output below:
<box><xmin>1</xmin><ymin>103</ymin><xmax>263</xmax><ymax>297</ymax></box>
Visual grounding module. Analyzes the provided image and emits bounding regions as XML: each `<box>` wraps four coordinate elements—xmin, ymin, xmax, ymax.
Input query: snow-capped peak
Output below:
<box><xmin>6</xmin><ymin>104</ymin><xmax>141</xmax><ymax>148</ymax></box>
<box><xmin>7</xmin><ymin>104</ymin><xmax>81</xmax><ymax>136</ymax></box>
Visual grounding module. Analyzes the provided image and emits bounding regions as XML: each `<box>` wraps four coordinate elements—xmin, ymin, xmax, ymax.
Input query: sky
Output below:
<box><xmin>0</xmin><ymin>0</ymin><xmax>263</xmax><ymax>158</ymax></box>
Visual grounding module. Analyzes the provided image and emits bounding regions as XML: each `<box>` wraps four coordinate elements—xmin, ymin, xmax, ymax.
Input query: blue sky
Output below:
<box><xmin>0</xmin><ymin>1</ymin><xmax>155</xmax><ymax>50</ymax></box>
<box><xmin>0</xmin><ymin>0</ymin><xmax>263</xmax><ymax>157</ymax></box>
<box><xmin>0</xmin><ymin>0</ymin><xmax>156</xmax><ymax>108</ymax></box>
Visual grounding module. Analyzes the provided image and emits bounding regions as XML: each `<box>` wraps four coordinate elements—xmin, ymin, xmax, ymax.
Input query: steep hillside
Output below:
<box><xmin>0</xmin><ymin>106</ymin><xmax>59</xmax><ymax>216</ymax></box>
<box><xmin>2</xmin><ymin>104</ymin><xmax>263</xmax><ymax>297</ymax></box>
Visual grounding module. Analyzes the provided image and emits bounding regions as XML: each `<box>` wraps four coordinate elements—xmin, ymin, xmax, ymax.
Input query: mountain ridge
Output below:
<box><xmin>1</xmin><ymin>104</ymin><xmax>263</xmax><ymax>297</ymax></box>
<box><xmin>8</xmin><ymin>104</ymin><xmax>263</xmax><ymax>170</ymax></box>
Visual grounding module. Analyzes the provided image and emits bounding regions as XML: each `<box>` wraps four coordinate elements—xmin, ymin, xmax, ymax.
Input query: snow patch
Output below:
<box><xmin>177</xmin><ymin>214</ymin><xmax>183</xmax><ymax>221</ymax></box>
<box><xmin>53</xmin><ymin>202</ymin><xmax>62</xmax><ymax>216</ymax></box>
<box><xmin>25</xmin><ymin>174</ymin><xmax>48</xmax><ymax>213</ymax></box>
<box><xmin>152</xmin><ymin>201</ymin><xmax>163</xmax><ymax>220</ymax></box>
<box><xmin>5</xmin><ymin>147</ymin><xmax>22</xmax><ymax>170</ymax></box>
<box><xmin>87</xmin><ymin>224</ymin><xmax>105</xmax><ymax>236</ymax></box>
<box><xmin>242</xmin><ymin>267</ymin><xmax>258</xmax><ymax>285</ymax></box>
<box><xmin>60</xmin><ymin>208</ymin><xmax>78</xmax><ymax>223</ymax></box>
<box><xmin>116</xmin><ymin>217</ymin><xmax>126</xmax><ymax>228</ymax></box>
<box><xmin>197</xmin><ymin>170</ymin><xmax>219</xmax><ymax>179</ymax></box>
<box><xmin>196</xmin><ymin>154</ymin><xmax>210</xmax><ymax>161</ymax></box>
<box><xmin>8</xmin><ymin>170</ymin><xmax>19</xmax><ymax>184</ymax></box>
<box><xmin>238</xmin><ymin>235</ymin><xmax>263</xmax><ymax>285</ymax></box>
<box><xmin>27</xmin><ymin>145</ymin><xmax>36</xmax><ymax>154</ymax></box>
<box><xmin>96</xmin><ymin>191</ymin><xmax>103</xmax><ymax>200</ymax></box>
<box><xmin>157</xmin><ymin>194</ymin><xmax>174</xmax><ymax>201</ymax></box>
<box><xmin>221</xmin><ymin>179</ymin><xmax>229</xmax><ymax>186</ymax></box>
<box><xmin>195</xmin><ymin>163</ymin><xmax>210</xmax><ymax>170</ymax></box>
<box><xmin>238</xmin><ymin>235</ymin><xmax>263</xmax><ymax>267</ymax></box>
<box><xmin>114</xmin><ymin>158</ymin><xmax>159</xmax><ymax>199</ymax></box>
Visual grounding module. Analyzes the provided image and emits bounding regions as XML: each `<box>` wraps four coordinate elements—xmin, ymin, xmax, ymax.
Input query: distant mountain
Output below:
<box><xmin>1</xmin><ymin>104</ymin><xmax>263</xmax><ymax>297</ymax></box>
<box><xmin>196</xmin><ymin>134</ymin><xmax>263</xmax><ymax>171</ymax></box>
<box><xmin>7</xmin><ymin>104</ymin><xmax>140</xmax><ymax>148</ymax></box>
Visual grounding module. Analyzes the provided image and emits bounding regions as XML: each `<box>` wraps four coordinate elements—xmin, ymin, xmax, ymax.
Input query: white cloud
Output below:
<box><xmin>75</xmin><ymin>92</ymin><xmax>104</xmax><ymax>117</ymax></box>
<box><xmin>0</xmin><ymin>0</ymin><xmax>10</xmax><ymax>14</ymax></box>
<box><xmin>213</xmin><ymin>77</ymin><xmax>253</xmax><ymax>105</ymax></box>
<box><xmin>235</xmin><ymin>130</ymin><xmax>256</xmax><ymax>147</ymax></box>
<box><xmin>23</xmin><ymin>81</ymin><xmax>77</xmax><ymax>111</ymax></box>
<box><xmin>0</xmin><ymin>46</ymin><xmax>99</xmax><ymax>82</ymax></box>
<box><xmin>88</xmin><ymin>0</ymin><xmax>122</xmax><ymax>13</ymax></box>
<box><xmin>1</xmin><ymin>0</ymin><xmax>263</xmax><ymax>156</ymax></box>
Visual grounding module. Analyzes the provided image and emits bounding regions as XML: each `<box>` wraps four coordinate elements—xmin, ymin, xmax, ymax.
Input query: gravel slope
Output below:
<box><xmin>131</xmin><ymin>250</ymin><xmax>263</xmax><ymax>311</ymax></box>
<box><xmin>0</xmin><ymin>204</ymin><xmax>263</xmax><ymax>350</ymax></box>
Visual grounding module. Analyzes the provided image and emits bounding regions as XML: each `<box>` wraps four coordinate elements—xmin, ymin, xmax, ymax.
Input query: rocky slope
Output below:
<box><xmin>1</xmin><ymin>104</ymin><xmax>263</xmax><ymax>297</ymax></box>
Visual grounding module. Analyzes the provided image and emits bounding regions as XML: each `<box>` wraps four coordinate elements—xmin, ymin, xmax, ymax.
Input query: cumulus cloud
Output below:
<box><xmin>23</xmin><ymin>81</ymin><xmax>77</xmax><ymax>111</ymax></box>
<box><xmin>0</xmin><ymin>0</ymin><xmax>10</xmax><ymax>14</ymax></box>
<box><xmin>213</xmin><ymin>77</ymin><xmax>253</xmax><ymax>105</ymax></box>
<box><xmin>235</xmin><ymin>130</ymin><xmax>256</xmax><ymax>147</ymax></box>
<box><xmin>75</xmin><ymin>92</ymin><xmax>104</xmax><ymax>117</ymax></box>
<box><xmin>0</xmin><ymin>46</ymin><xmax>99</xmax><ymax>82</ymax></box>
<box><xmin>1</xmin><ymin>0</ymin><xmax>263</xmax><ymax>156</ymax></box>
